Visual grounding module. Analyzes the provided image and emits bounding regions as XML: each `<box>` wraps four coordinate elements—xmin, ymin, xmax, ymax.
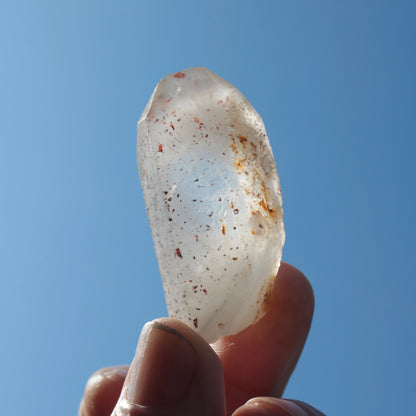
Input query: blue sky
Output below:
<box><xmin>1</xmin><ymin>1</ymin><xmax>415</xmax><ymax>415</ymax></box>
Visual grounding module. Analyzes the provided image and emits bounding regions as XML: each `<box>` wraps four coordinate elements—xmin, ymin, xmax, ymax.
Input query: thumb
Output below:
<box><xmin>112</xmin><ymin>318</ymin><xmax>226</xmax><ymax>416</ymax></box>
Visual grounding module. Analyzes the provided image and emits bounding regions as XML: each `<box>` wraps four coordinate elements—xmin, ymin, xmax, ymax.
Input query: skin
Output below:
<box><xmin>79</xmin><ymin>262</ymin><xmax>326</xmax><ymax>415</ymax></box>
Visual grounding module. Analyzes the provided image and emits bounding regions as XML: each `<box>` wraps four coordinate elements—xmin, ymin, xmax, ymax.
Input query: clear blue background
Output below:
<box><xmin>1</xmin><ymin>1</ymin><xmax>415</xmax><ymax>415</ymax></box>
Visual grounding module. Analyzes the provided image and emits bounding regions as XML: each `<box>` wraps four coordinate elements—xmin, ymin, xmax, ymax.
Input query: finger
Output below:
<box><xmin>79</xmin><ymin>366</ymin><xmax>129</xmax><ymax>416</ymax></box>
<box><xmin>232</xmin><ymin>398</ymin><xmax>326</xmax><ymax>416</ymax></box>
<box><xmin>111</xmin><ymin>318</ymin><xmax>226</xmax><ymax>416</ymax></box>
<box><xmin>212</xmin><ymin>262</ymin><xmax>314</xmax><ymax>413</ymax></box>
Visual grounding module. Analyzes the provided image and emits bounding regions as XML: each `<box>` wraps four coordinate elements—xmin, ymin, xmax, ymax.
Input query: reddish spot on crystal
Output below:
<box><xmin>176</xmin><ymin>248</ymin><xmax>182</xmax><ymax>258</ymax></box>
<box><xmin>259</xmin><ymin>198</ymin><xmax>274</xmax><ymax>214</ymax></box>
<box><xmin>158</xmin><ymin>144</ymin><xmax>163</xmax><ymax>152</ymax></box>
<box><xmin>174</xmin><ymin>72</ymin><xmax>186</xmax><ymax>79</ymax></box>
<box><xmin>193</xmin><ymin>318</ymin><xmax>198</xmax><ymax>328</ymax></box>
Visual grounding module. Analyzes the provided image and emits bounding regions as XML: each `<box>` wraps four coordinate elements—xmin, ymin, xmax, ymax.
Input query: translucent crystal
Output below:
<box><xmin>137</xmin><ymin>68</ymin><xmax>285</xmax><ymax>343</ymax></box>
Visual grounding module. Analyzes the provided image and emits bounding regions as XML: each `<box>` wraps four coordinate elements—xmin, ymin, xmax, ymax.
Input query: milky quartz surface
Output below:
<box><xmin>137</xmin><ymin>68</ymin><xmax>285</xmax><ymax>343</ymax></box>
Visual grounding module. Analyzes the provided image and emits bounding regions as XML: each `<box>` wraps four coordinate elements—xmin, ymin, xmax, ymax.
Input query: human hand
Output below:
<box><xmin>78</xmin><ymin>262</ymin><xmax>325</xmax><ymax>415</ymax></box>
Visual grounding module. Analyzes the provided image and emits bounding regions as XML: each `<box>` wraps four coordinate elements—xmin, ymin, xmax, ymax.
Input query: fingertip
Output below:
<box><xmin>153</xmin><ymin>318</ymin><xmax>225</xmax><ymax>387</ymax></box>
<box><xmin>80</xmin><ymin>366</ymin><xmax>128</xmax><ymax>416</ymax></box>
<box><xmin>233</xmin><ymin>398</ymin><xmax>320</xmax><ymax>416</ymax></box>
<box><xmin>124</xmin><ymin>319</ymin><xmax>198</xmax><ymax>406</ymax></box>
<box><xmin>247</xmin><ymin>398</ymin><xmax>308</xmax><ymax>415</ymax></box>
<box><xmin>276</xmin><ymin>262</ymin><xmax>315</xmax><ymax>320</ymax></box>
<box><xmin>112</xmin><ymin>318</ymin><xmax>226</xmax><ymax>415</ymax></box>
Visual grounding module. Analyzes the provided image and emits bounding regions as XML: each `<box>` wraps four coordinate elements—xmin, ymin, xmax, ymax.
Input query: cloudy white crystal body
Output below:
<box><xmin>137</xmin><ymin>68</ymin><xmax>285</xmax><ymax>343</ymax></box>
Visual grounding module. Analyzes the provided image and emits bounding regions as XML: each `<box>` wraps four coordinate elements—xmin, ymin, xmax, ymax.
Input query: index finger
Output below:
<box><xmin>212</xmin><ymin>262</ymin><xmax>315</xmax><ymax>414</ymax></box>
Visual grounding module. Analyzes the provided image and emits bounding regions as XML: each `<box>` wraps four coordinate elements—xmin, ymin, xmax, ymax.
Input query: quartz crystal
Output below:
<box><xmin>137</xmin><ymin>68</ymin><xmax>285</xmax><ymax>343</ymax></box>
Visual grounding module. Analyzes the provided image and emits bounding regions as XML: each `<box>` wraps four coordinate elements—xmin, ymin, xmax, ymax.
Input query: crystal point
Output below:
<box><xmin>138</xmin><ymin>68</ymin><xmax>285</xmax><ymax>343</ymax></box>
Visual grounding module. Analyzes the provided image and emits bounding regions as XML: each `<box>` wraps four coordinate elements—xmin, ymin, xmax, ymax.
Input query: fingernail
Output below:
<box><xmin>126</xmin><ymin>320</ymin><xmax>197</xmax><ymax>406</ymax></box>
<box><xmin>246</xmin><ymin>398</ymin><xmax>309</xmax><ymax>416</ymax></box>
